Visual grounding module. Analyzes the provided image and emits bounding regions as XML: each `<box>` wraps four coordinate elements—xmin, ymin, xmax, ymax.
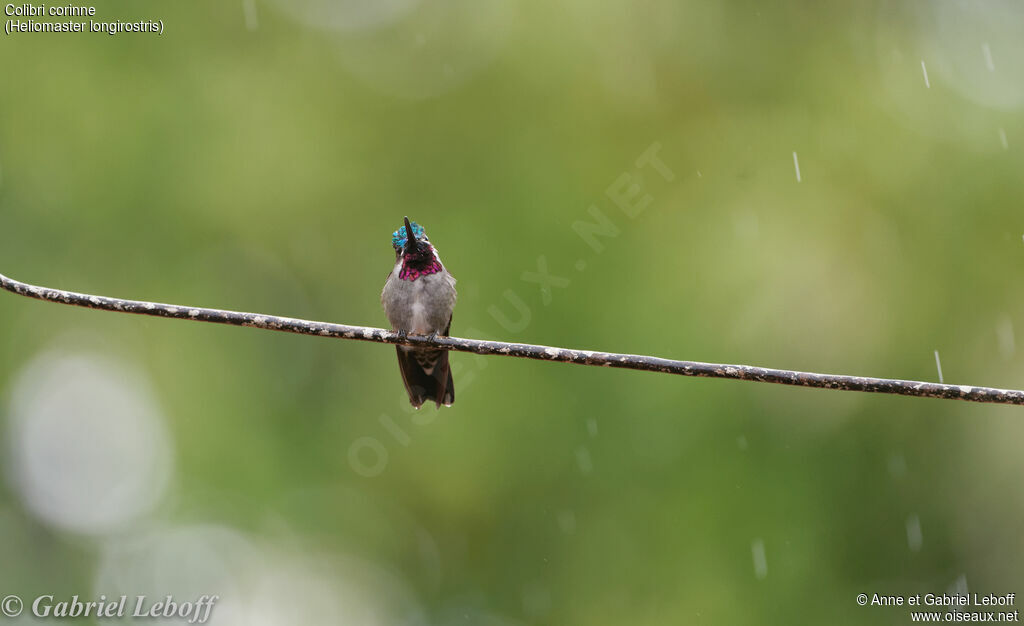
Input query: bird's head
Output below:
<box><xmin>392</xmin><ymin>217</ymin><xmax>431</xmax><ymax>257</ymax></box>
<box><xmin>391</xmin><ymin>218</ymin><xmax>442</xmax><ymax>282</ymax></box>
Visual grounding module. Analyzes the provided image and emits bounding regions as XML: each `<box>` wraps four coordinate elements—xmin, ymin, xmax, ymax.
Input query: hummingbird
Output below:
<box><xmin>381</xmin><ymin>217</ymin><xmax>457</xmax><ymax>408</ymax></box>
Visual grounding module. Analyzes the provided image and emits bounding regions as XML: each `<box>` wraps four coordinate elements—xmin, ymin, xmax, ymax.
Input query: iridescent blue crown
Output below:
<box><xmin>392</xmin><ymin>221</ymin><xmax>428</xmax><ymax>250</ymax></box>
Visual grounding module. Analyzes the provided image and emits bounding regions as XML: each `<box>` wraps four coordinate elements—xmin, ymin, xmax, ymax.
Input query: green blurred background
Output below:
<box><xmin>2</xmin><ymin>0</ymin><xmax>1023</xmax><ymax>624</ymax></box>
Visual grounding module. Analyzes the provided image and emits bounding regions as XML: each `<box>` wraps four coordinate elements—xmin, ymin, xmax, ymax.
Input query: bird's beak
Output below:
<box><xmin>403</xmin><ymin>216</ymin><xmax>417</xmax><ymax>253</ymax></box>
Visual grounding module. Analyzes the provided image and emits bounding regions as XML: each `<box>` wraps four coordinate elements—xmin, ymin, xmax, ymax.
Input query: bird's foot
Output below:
<box><xmin>396</xmin><ymin>329</ymin><xmax>409</xmax><ymax>342</ymax></box>
<box><xmin>426</xmin><ymin>331</ymin><xmax>439</xmax><ymax>342</ymax></box>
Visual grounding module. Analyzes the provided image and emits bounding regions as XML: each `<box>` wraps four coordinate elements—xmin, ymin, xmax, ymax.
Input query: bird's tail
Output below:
<box><xmin>396</xmin><ymin>346</ymin><xmax>454</xmax><ymax>408</ymax></box>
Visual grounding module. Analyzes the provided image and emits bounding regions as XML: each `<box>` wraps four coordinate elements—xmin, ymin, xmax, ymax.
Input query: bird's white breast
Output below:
<box><xmin>410</xmin><ymin>300</ymin><xmax>428</xmax><ymax>334</ymax></box>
